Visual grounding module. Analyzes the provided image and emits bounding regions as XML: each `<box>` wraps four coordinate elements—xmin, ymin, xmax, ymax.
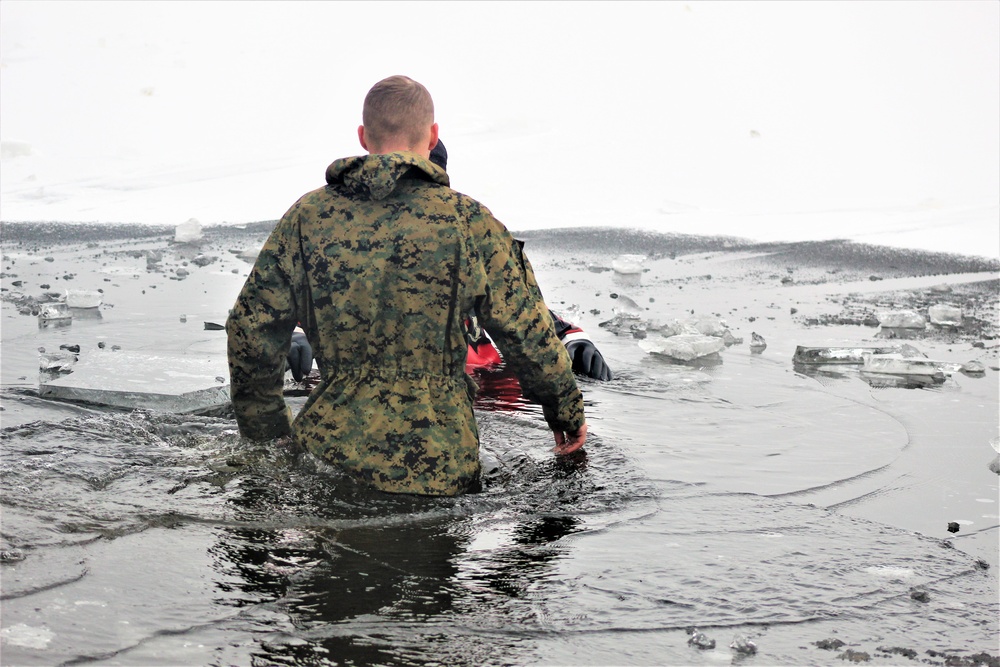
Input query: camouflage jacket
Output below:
<box><xmin>227</xmin><ymin>152</ymin><xmax>585</xmax><ymax>496</ymax></box>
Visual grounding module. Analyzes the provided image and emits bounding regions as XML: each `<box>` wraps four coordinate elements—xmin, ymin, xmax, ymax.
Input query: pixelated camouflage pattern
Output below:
<box><xmin>227</xmin><ymin>152</ymin><xmax>584</xmax><ymax>496</ymax></box>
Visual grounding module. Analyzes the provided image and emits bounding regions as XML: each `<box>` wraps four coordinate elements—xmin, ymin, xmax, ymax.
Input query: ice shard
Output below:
<box><xmin>39</xmin><ymin>349</ymin><xmax>230</xmax><ymax>414</ymax></box>
<box><xmin>639</xmin><ymin>333</ymin><xmax>725</xmax><ymax>361</ymax></box>
<box><xmin>792</xmin><ymin>344</ymin><xmax>923</xmax><ymax>365</ymax></box>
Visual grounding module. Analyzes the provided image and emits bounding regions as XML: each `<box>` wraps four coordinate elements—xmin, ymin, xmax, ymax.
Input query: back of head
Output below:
<box><xmin>362</xmin><ymin>76</ymin><xmax>435</xmax><ymax>152</ymax></box>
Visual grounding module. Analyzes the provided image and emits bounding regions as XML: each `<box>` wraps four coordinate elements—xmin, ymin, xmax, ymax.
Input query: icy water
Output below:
<box><xmin>1</xmin><ymin>224</ymin><xmax>998</xmax><ymax>666</ymax></box>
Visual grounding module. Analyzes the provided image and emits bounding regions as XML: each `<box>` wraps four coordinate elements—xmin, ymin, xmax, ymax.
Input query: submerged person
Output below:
<box><xmin>427</xmin><ymin>140</ymin><xmax>613</xmax><ymax>382</ymax></box>
<box><xmin>228</xmin><ymin>75</ymin><xmax>587</xmax><ymax>496</ymax></box>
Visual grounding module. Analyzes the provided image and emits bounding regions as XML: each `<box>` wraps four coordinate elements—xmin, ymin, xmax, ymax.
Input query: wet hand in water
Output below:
<box><xmin>553</xmin><ymin>422</ymin><xmax>588</xmax><ymax>455</ymax></box>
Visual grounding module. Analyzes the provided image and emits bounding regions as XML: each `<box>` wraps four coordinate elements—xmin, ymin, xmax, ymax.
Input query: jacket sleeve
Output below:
<box><xmin>472</xmin><ymin>215</ymin><xmax>585</xmax><ymax>433</ymax></box>
<box><xmin>226</xmin><ymin>210</ymin><xmax>302</xmax><ymax>440</ymax></box>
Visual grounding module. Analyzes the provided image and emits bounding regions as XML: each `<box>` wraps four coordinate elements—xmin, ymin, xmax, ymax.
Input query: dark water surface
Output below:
<box><xmin>1</xmin><ymin>225</ymin><xmax>997</xmax><ymax>666</ymax></box>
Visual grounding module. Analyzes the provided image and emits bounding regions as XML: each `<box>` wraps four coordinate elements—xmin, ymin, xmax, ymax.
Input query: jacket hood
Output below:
<box><xmin>326</xmin><ymin>152</ymin><xmax>450</xmax><ymax>200</ymax></box>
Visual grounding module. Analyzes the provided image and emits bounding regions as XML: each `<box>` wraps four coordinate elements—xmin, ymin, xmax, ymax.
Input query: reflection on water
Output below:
<box><xmin>859</xmin><ymin>371</ymin><xmax>947</xmax><ymax>389</ymax></box>
<box><xmin>468</xmin><ymin>365</ymin><xmax>533</xmax><ymax>415</ymax></box>
<box><xmin>2</xmin><ymin>260</ymin><xmax>998</xmax><ymax>666</ymax></box>
<box><xmin>0</xmin><ymin>390</ymin><xmax>995</xmax><ymax>666</ymax></box>
<box><xmin>796</xmin><ymin>362</ymin><xmax>951</xmax><ymax>389</ymax></box>
<box><xmin>210</xmin><ymin>502</ymin><xmax>585</xmax><ymax>665</ymax></box>
<box><xmin>213</xmin><ymin>519</ymin><xmax>466</xmax><ymax>665</ymax></box>
<box><xmin>37</xmin><ymin>317</ymin><xmax>73</xmax><ymax>331</ymax></box>
<box><xmin>0</xmin><ymin>405</ymin><xmax>640</xmax><ymax>665</ymax></box>
<box><xmin>69</xmin><ymin>307</ymin><xmax>103</xmax><ymax>321</ymax></box>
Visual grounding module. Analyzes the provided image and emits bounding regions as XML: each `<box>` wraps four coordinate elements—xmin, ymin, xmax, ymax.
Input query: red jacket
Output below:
<box><xmin>465</xmin><ymin>309</ymin><xmax>582</xmax><ymax>372</ymax></box>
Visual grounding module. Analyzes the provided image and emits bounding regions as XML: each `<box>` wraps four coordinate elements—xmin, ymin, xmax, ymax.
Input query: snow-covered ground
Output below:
<box><xmin>2</xmin><ymin>1</ymin><xmax>997</xmax><ymax>258</ymax></box>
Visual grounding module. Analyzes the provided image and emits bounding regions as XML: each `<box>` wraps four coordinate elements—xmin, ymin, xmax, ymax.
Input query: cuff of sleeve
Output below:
<box><xmin>541</xmin><ymin>386</ymin><xmax>586</xmax><ymax>433</ymax></box>
<box><xmin>234</xmin><ymin>403</ymin><xmax>294</xmax><ymax>441</ymax></box>
<box><xmin>561</xmin><ymin>331</ymin><xmax>590</xmax><ymax>344</ymax></box>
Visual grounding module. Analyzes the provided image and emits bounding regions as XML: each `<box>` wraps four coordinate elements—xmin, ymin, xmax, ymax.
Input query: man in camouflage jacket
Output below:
<box><xmin>227</xmin><ymin>75</ymin><xmax>587</xmax><ymax>496</ymax></box>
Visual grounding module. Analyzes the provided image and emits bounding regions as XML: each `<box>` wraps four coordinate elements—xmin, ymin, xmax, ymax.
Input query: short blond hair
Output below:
<box><xmin>362</xmin><ymin>75</ymin><xmax>435</xmax><ymax>150</ymax></box>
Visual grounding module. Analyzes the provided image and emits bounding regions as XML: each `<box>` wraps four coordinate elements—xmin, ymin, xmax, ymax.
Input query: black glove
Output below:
<box><xmin>287</xmin><ymin>330</ymin><xmax>313</xmax><ymax>382</ymax></box>
<box><xmin>564</xmin><ymin>337</ymin><xmax>613</xmax><ymax>381</ymax></box>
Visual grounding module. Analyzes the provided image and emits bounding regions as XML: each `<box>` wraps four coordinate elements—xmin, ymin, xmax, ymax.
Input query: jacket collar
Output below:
<box><xmin>326</xmin><ymin>152</ymin><xmax>450</xmax><ymax>200</ymax></box>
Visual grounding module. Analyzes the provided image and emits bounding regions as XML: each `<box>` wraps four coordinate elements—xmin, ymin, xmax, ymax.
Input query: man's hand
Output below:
<box><xmin>553</xmin><ymin>422</ymin><xmax>588</xmax><ymax>455</ymax></box>
<box><xmin>565</xmin><ymin>338</ymin><xmax>613</xmax><ymax>381</ymax></box>
<box><xmin>287</xmin><ymin>330</ymin><xmax>313</xmax><ymax>382</ymax></box>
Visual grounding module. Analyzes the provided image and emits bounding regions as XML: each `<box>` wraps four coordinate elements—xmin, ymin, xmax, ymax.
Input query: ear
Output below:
<box><xmin>427</xmin><ymin>123</ymin><xmax>439</xmax><ymax>152</ymax></box>
<box><xmin>358</xmin><ymin>125</ymin><xmax>369</xmax><ymax>152</ymax></box>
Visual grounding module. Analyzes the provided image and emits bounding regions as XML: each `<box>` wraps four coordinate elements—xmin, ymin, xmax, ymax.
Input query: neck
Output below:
<box><xmin>370</xmin><ymin>141</ymin><xmax>416</xmax><ymax>154</ymax></box>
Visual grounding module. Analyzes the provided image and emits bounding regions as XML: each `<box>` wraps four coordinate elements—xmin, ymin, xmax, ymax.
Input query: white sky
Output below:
<box><xmin>2</xmin><ymin>1</ymin><xmax>998</xmax><ymax>256</ymax></box>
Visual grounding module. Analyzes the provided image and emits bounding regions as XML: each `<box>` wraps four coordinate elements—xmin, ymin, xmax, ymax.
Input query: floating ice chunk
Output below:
<box><xmin>960</xmin><ymin>360</ymin><xmax>986</xmax><ymax>375</ymax></box>
<box><xmin>611</xmin><ymin>254</ymin><xmax>645</xmax><ymax>275</ymax></box>
<box><xmin>39</xmin><ymin>351</ymin><xmax>78</xmax><ymax>374</ymax></box>
<box><xmin>190</xmin><ymin>254</ymin><xmax>217</xmax><ymax>267</ymax></box>
<box><xmin>877</xmin><ymin>310</ymin><xmax>925</xmax><ymax>329</ymax></box>
<box><xmin>237</xmin><ymin>247</ymin><xmax>260</xmax><ymax>263</ymax></box>
<box><xmin>654</xmin><ymin>316</ymin><xmax>738</xmax><ymax>341</ymax></box>
<box><xmin>599</xmin><ymin>313</ymin><xmax>646</xmax><ymax>337</ymax></box>
<box><xmin>65</xmin><ymin>289</ymin><xmax>102</xmax><ymax>309</ymax></box>
<box><xmin>611</xmin><ymin>293</ymin><xmax>644</xmax><ymax>317</ymax></box>
<box><xmin>928</xmin><ymin>304</ymin><xmax>962</xmax><ymax>326</ymax></box>
<box><xmin>39</xmin><ymin>349</ymin><xmax>230</xmax><ymax>413</ymax></box>
<box><xmin>793</xmin><ymin>344</ymin><xmax>923</xmax><ymax>365</ymax></box>
<box><xmin>860</xmin><ymin>373</ymin><xmax>945</xmax><ymax>389</ymax></box>
<box><xmin>730</xmin><ymin>635</ymin><xmax>758</xmax><ymax>655</ymax></box>
<box><xmin>553</xmin><ymin>304</ymin><xmax>583</xmax><ymax>326</ymax></box>
<box><xmin>38</xmin><ymin>302</ymin><xmax>72</xmax><ymax>321</ymax></box>
<box><xmin>0</xmin><ymin>623</ymin><xmax>55</xmax><ymax>649</ymax></box>
<box><xmin>861</xmin><ymin>353</ymin><xmax>962</xmax><ymax>376</ymax></box>
<box><xmin>174</xmin><ymin>218</ymin><xmax>203</xmax><ymax>243</ymax></box>
<box><xmin>648</xmin><ymin>319</ymin><xmax>692</xmax><ymax>337</ymax></box>
<box><xmin>612</xmin><ymin>255</ymin><xmax>645</xmax><ymax>286</ymax></box>
<box><xmin>721</xmin><ymin>329</ymin><xmax>742</xmax><ymax>346</ymax></box>
<box><xmin>687</xmin><ymin>629</ymin><xmax>716</xmax><ymax>650</ymax></box>
<box><xmin>639</xmin><ymin>333</ymin><xmax>725</xmax><ymax>361</ymax></box>
<box><xmin>691</xmin><ymin>315</ymin><xmax>728</xmax><ymax>337</ymax></box>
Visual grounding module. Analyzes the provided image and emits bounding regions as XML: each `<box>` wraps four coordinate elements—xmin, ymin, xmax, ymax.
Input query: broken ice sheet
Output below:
<box><xmin>928</xmin><ymin>304</ymin><xmax>962</xmax><ymax>326</ymax></box>
<box><xmin>39</xmin><ymin>349</ymin><xmax>230</xmax><ymax>413</ymax></box>
<box><xmin>792</xmin><ymin>344</ymin><xmax>924</xmax><ymax>365</ymax></box>
<box><xmin>876</xmin><ymin>310</ymin><xmax>925</xmax><ymax>329</ymax></box>
<box><xmin>638</xmin><ymin>333</ymin><xmax>725</xmax><ymax>361</ymax></box>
